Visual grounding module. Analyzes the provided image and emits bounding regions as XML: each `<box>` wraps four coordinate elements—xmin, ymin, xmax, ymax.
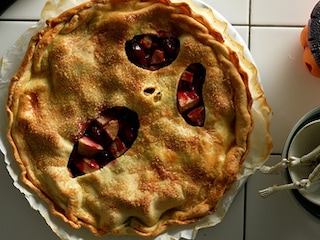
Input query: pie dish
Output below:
<box><xmin>288</xmin><ymin>119</ymin><xmax>320</xmax><ymax>206</ymax></box>
<box><xmin>281</xmin><ymin>107</ymin><xmax>320</xmax><ymax>218</ymax></box>
<box><xmin>5</xmin><ymin>0</ymin><xmax>272</xmax><ymax>238</ymax></box>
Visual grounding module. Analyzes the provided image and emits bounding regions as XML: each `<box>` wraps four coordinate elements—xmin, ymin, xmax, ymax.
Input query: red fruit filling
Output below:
<box><xmin>187</xmin><ymin>106</ymin><xmax>205</xmax><ymax>127</ymax></box>
<box><xmin>177</xmin><ymin>90</ymin><xmax>201</xmax><ymax>112</ymax></box>
<box><xmin>125</xmin><ymin>33</ymin><xmax>180</xmax><ymax>70</ymax></box>
<box><xmin>180</xmin><ymin>71</ymin><xmax>194</xmax><ymax>83</ymax></box>
<box><xmin>177</xmin><ymin>63</ymin><xmax>206</xmax><ymax>126</ymax></box>
<box><xmin>68</xmin><ymin>107</ymin><xmax>139</xmax><ymax>177</ymax></box>
<box><xmin>75</xmin><ymin>158</ymin><xmax>100</xmax><ymax>174</ymax></box>
<box><xmin>77</xmin><ymin>136</ymin><xmax>103</xmax><ymax>157</ymax></box>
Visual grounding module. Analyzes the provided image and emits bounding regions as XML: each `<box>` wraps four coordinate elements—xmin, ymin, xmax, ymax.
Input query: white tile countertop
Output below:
<box><xmin>1</xmin><ymin>0</ymin><xmax>320</xmax><ymax>239</ymax></box>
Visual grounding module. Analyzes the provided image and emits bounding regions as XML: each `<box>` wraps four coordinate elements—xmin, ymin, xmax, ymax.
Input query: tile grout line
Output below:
<box><xmin>247</xmin><ymin>0</ymin><xmax>252</xmax><ymax>50</ymax></box>
<box><xmin>242</xmin><ymin>1</ymin><xmax>252</xmax><ymax>240</ymax></box>
<box><xmin>0</xmin><ymin>18</ymin><xmax>39</xmax><ymax>22</ymax></box>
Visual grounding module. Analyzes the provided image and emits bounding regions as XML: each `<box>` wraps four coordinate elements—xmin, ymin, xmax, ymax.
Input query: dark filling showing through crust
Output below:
<box><xmin>125</xmin><ymin>33</ymin><xmax>180</xmax><ymax>71</ymax></box>
<box><xmin>68</xmin><ymin>106</ymin><xmax>139</xmax><ymax>177</ymax></box>
<box><xmin>176</xmin><ymin>63</ymin><xmax>206</xmax><ymax>127</ymax></box>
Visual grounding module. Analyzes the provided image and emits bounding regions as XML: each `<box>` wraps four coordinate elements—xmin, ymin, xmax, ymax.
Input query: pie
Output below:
<box><xmin>6</xmin><ymin>0</ymin><xmax>272</xmax><ymax>237</ymax></box>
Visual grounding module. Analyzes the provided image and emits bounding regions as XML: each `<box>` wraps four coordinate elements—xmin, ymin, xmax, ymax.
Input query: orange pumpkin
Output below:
<box><xmin>301</xmin><ymin>25</ymin><xmax>320</xmax><ymax>78</ymax></box>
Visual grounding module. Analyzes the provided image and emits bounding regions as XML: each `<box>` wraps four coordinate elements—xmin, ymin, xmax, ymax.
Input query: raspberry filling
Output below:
<box><xmin>68</xmin><ymin>107</ymin><xmax>139</xmax><ymax>177</ymax></box>
<box><xmin>125</xmin><ymin>33</ymin><xmax>180</xmax><ymax>70</ymax></box>
<box><xmin>177</xmin><ymin>63</ymin><xmax>206</xmax><ymax>126</ymax></box>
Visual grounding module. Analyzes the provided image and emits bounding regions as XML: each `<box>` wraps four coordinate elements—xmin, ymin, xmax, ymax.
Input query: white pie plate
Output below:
<box><xmin>0</xmin><ymin>0</ymin><xmax>268</xmax><ymax>239</ymax></box>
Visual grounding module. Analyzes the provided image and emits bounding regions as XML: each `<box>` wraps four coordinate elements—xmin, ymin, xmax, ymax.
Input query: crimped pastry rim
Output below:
<box><xmin>3</xmin><ymin>0</ymin><xmax>272</xmax><ymax>239</ymax></box>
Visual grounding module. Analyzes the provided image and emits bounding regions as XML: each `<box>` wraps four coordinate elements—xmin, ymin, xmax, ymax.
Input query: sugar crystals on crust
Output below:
<box><xmin>6</xmin><ymin>0</ymin><xmax>272</xmax><ymax>237</ymax></box>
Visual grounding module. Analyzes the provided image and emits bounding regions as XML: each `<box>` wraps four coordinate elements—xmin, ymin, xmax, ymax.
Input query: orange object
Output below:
<box><xmin>301</xmin><ymin>25</ymin><xmax>320</xmax><ymax>77</ymax></box>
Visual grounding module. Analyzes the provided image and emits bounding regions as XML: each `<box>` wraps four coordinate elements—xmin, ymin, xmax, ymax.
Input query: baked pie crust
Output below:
<box><xmin>6</xmin><ymin>0</ymin><xmax>272</xmax><ymax>237</ymax></box>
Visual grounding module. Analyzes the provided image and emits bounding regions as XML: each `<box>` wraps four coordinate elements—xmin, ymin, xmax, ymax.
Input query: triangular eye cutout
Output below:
<box><xmin>176</xmin><ymin>63</ymin><xmax>206</xmax><ymax>127</ymax></box>
<box><xmin>68</xmin><ymin>107</ymin><xmax>139</xmax><ymax>177</ymax></box>
<box><xmin>125</xmin><ymin>33</ymin><xmax>180</xmax><ymax>71</ymax></box>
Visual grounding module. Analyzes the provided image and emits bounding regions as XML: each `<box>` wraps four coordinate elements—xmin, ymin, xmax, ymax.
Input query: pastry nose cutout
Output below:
<box><xmin>143</xmin><ymin>86</ymin><xmax>162</xmax><ymax>103</ymax></box>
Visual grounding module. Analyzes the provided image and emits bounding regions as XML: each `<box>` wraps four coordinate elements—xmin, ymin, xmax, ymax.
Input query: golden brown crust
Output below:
<box><xmin>6</xmin><ymin>0</ymin><xmax>269</xmax><ymax>237</ymax></box>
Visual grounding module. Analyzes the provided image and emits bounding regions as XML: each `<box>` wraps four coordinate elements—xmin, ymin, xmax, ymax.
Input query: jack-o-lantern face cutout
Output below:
<box><xmin>68</xmin><ymin>33</ymin><xmax>207</xmax><ymax>177</ymax></box>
